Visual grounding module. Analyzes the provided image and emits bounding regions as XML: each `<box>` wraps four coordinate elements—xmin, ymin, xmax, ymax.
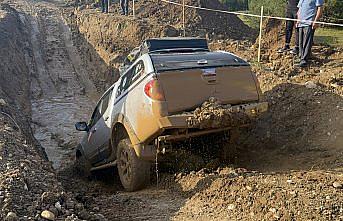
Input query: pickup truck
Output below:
<box><xmin>75</xmin><ymin>38</ymin><xmax>268</xmax><ymax>191</ymax></box>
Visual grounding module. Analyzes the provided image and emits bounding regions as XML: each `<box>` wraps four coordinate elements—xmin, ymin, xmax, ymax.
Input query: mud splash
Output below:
<box><xmin>187</xmin><ymin>97</ymin><xmax>251</xmax><ymax>129</ymax></box>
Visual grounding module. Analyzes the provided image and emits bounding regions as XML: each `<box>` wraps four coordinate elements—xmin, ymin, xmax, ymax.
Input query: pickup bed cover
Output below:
<box><xmin>150</xmin><ymin>51</ymin><xmax>248</xmax><ymax>72</ymax></box>
<box><xmin>141</xmin><ymin>38</ymin><xmax>209</xmax><ymax>54</ymax></box>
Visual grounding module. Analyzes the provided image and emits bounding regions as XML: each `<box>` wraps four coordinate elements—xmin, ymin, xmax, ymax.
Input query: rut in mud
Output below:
<box><xmin>24</xmin><ymin>0</ymin><xmax>99</xmax><ymax>168</ymax></box>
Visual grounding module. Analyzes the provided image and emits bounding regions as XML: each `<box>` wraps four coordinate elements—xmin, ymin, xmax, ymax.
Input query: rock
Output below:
<box><xmin>93</xmin><ymin>206</ymin><xmax>100</xmax><ymax>212</ymax></box>
<box><xmin>161</xmin><ymin>25</ymin><xmax>178</xmax><ymax>37</ymax></box>
<box><xmin>333</xmin><ymin>182</ymin><xmax>342</xmax><ymax>189</ymax></box>
<box><xmin>227</xmin><ymin>204</ymin><xmax>235</xmax><ymax>210</ymax></box>
<box><xmin>65</xmin><ymin>199</ymin><xmax>75</xmax><ymax>209</ymax></box>
<box><xmin>75</xmin><ymin>203</ymin><xmax>84</xmax><ymax>211</ymax></box>
<box><xmin>78</xmin><ymin>209</ymin><xmax>90</xmax><ymax>219</ymax></box>
<box><xmin>55</xmin><ymin>201</ymin><xmax>62</xmax><ymax>211</ymax></box>
<box><xmin>0</xmin><ymin>98</ymin><xmax>7</xmax><ymax>106</ymax></box>
<box><xmin>305</xmin><ymin>81</ymin><xmax>317</xmax><ymax>89</ymax></box>
<box><xmin>41</xmin><ymin>210</ymin><xmax>55</xmax><ymax>221</ymax></box>
<box><xmin>5</xmin><ymin>212</ymin><xmax>18</xmax><ymax>221</ymax></box>
<box><xmin>269</xmin><ymin>208</ymin><xmax>277</xmax><ymax>213</ymax></box>
<box><xmin>246</xmin><ymin>185</ymin><xmax>253</xmax><ymax>191</ymax></box>
<box><xmin>49</xmin><ymin>206</ymin><xmax>58</xmax><ymax>216</ymax></box>
<box><xmin>94</xmin><ymin>213</ymin><xmax>107</xmax><ymax>220</ymax></box>
<box><xmin>286</xmin><ymin>179</ymin><xmax>294</xmax><ymax>184</ymax></box>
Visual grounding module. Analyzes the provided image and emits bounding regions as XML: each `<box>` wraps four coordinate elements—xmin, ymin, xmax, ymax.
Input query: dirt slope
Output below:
<box><xmin>63</xmin><ymin>0</ymin><xmax>256</xmax><ymax>84</ymax></box>
<box><xmin>0</xmin><ymin>2</ymin><xmax>106</xmax><ymax>219</ymax></box>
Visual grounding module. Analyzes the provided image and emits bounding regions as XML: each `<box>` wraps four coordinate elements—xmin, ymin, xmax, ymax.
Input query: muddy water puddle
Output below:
<box><xmin>31</xmin><ymin>95</ymin><xmax>95</xmax><ymax>168</ymax></box>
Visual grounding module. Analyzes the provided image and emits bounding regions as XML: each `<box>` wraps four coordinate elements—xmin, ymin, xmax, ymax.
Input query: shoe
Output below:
<box><xmin>120</xmin><ymin>12</ymin><xmax>125</xmax><ymax>15</ymax></box>
<box><xmin>297</xmin><ymin>60</ymin><xmax>308</xmax><ymax>68</ymax></box>
<box><xmin>277</xmin><ymin>46</ymin><xmax>290</xmax><ymax>53</ymax></box>
<box><xmin>290</xmin><ymin>47</ymin><xmax>299</xmax><ymax>56</ymax></box>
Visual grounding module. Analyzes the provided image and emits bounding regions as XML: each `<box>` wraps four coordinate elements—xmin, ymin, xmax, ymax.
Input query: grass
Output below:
<box><xmin>314</xmin><ymin>27</ymin><xmax>343</xmax><ymax>47</ymax></box>
<box><xmin>238</xmin><ymin>12</ymin><xmax>343</xmax><ymax>47</ymax></box>
<box><xmin>238</xmin><ymin>14</ymin><xmax>260</xmax><ymax>30</ymax></box>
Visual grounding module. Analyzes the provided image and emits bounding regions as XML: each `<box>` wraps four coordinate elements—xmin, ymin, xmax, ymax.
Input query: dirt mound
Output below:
<box><xmin>171</xmin><ymin>168</ymin><xmax>343</xmax><ymax>220</ymax></box>
<box><xmin>136</xmin><ymin>0</ymin><xmax>256</xmax><ymax>40</ymax></box>
<box><xmin>211</xmin><ymin>28</ymin><xmax>343</xmax><ymax>172</ymax></box>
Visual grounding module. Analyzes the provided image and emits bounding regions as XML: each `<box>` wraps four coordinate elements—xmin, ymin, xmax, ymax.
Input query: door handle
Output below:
<box><xmin>104</xmin><ymin>116</ymin><xmax>109</xmax><ymax>121</ymax></box>
<box><xmin>92</xmin><ymin>128</ymin><xmax>97</xmax><ymax>133</ymax></box>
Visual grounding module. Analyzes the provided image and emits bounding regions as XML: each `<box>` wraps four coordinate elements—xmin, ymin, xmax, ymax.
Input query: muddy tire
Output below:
<box><xmin>117</xmin><ymin>138</ymin><xmax>150</xmax><ymax>191</ymax></box>
<box><xmin>75</xmin><ymin>149</ymin><xmax>91</xmax><ymax>178</ymax></box>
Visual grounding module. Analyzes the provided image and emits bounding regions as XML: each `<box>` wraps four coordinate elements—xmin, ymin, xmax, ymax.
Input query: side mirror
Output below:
<box><xmin>75</xmin><ymin>122</ymin><xmax>89</xmax><ymax>132</ymax></box>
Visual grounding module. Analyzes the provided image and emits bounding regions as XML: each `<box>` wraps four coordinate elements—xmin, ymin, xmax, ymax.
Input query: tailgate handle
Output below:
<box><xmin>197</xmin><ymin>59</ymin><xmax>208</xmax><ymax>65</ymax></box>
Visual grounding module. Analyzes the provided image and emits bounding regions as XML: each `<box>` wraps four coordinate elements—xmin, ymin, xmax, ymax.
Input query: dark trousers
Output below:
<box><xmin>101</xmin><ymin>0</ymin><xmax>108</xmax><ymax>13</ymax></box>
<box><xmin>120</xmin><ymin>0</ymin><xmax>128</xmax><ymax>15</ymax></box>
<box><xmin>285</xmin><ymin>8</ymin><xmax>299</xmax><ymax>48</ymax></box>
<box><xmin>299</xmin><ymin>26</ymin><xmax>315</xmax><ymax>62</ymax></box>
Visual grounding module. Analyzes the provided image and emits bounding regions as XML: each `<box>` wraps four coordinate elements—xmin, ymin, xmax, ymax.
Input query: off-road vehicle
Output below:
<box><xmin>75</xmin><ymin>38</ymin><xmax>268</xmax><ymax>191</ymax></box>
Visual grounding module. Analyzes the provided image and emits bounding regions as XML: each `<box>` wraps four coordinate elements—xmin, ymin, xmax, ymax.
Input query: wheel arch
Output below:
<box><xmin>111</xmin><ymin>114</ymin><xmax>141</xmax><ymax>157</ymax></box>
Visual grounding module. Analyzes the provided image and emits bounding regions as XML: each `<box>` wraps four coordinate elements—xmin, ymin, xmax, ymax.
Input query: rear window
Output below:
<box><xmin>150</xmin><ymin>52</ymin><xmax>248</xmax><ymax>72</ymax></box>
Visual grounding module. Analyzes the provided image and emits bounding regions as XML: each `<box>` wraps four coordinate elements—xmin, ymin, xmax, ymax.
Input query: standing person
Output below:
<box><xmin>297</xmin><ymin>0</ymin><xmax>324</xmax><ymax>67</ymax></box>
<box><xmin>120</xmin><ymin>0</ymin><xmax>128</xmax><ymax>15</ymax></box>
<box><xmin>277</xmin><ymin>0</ymin><xmax>300</xmax><ymax>55</ymax></box>
<box><xmin>101</xmin><ymin>0</ymin><xmax>108</xmax><ymax>13</ymax></box>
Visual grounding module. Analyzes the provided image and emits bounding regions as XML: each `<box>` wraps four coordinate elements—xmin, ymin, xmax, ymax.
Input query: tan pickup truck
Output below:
<box><xmin>75</xmin><ymin>38</ymin><xmax>268</xmax><ymax>191</ymax></box>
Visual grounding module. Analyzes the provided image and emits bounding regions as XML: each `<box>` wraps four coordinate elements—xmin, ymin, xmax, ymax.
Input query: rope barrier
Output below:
<box><xmin>160</xmin><ymin>0</ymin><xmax>343</xmax><ymax>27</ymax></box>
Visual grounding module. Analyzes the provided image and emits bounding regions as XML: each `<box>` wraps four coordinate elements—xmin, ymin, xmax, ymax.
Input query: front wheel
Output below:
<box><xmin>75</xmin><ymin>148</ymin><xmax>91</xmax><ymax>178</ymax></box>
<box><xmin>117</xmin><ymin>138</ymin><xmax>150</xmax><ymax>191</ymax></box>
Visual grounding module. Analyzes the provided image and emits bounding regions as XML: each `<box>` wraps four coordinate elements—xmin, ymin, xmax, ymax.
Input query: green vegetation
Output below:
<box><xmin>325</xmin><ymin>0</ymin><xmax>343</xmax><ymax>21</ymax></box>
<box><xmin>237</xmin><ymin>14</ymin><xmax>259</xmax><ymax>30</ymax></box>
<box><xmin>224</xmin><ymin>0</ymin><xmax>343</xmax><ymax>46</ymax></box>
<box><xmin>314</xmin><ymin>27</ymin><xmax>343</xmax><ymax>47</ymax></box>
<box><xmin>220</xmin><ymin>0</ymin><xmax>343</xmax><ymax>21</ymax></box>
<box><xmin>219</xmin><ymin>0</ymin><xmax>248</xmax><ymax>11</ymax></box>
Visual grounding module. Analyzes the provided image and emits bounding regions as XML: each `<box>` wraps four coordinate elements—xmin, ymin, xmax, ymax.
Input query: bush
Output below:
<box><xmin>228</xmin><ymin>0</ymin><xmax>342</xmax><ymax>20</ymax></box>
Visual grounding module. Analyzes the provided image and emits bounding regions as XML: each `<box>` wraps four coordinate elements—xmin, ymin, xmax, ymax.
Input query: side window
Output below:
<box><xmin>132</xmin><ymin>61</ymin><xmax>145</xmax><ymax>83</ymax></box>
<box><xmin>88</xmin><ymin>104</ymin><xmax>101</xmax><ymax>129</ymax></box>
<box><xmin>88</xmin><ymin>88</ymin><xmax>113</xmax><ymax>128</ymax></box>
<box><xmin>100</xmin><ymin>89</ymin><xmax>113</xmax><ymax>115</ymax></box>
<box><xmin>116</xmin><ymin>69</ymin><xmax>133</xmax><ymax>97</ymax></box>
<box><xmin>116</xmin><ymin>60</ymin><xmax>145</xmax><ymax>98</ymax></box>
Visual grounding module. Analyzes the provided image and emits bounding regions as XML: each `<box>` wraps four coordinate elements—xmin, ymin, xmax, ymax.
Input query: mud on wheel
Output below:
<box><xmin>75</xmin><ymin>148</ymin><xmax>91</xmax><ymax>178</ymax></box>
<box><xmin>117</xmin><ymin>138</ymin><xmax>150</xmax><ymax>191</ymax></box>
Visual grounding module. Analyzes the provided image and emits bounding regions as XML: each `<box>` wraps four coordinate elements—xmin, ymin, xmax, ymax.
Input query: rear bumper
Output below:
<box><xmin>159</xmin><ymin>101</ymin><xmax>268</xmax><ymax>129</ymax></box>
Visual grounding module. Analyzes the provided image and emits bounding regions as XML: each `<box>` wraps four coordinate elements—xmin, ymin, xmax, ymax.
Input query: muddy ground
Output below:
<box><xmin>0</xmin><ymin>0</ymin><xmax>342</xmax><ymax>220</ymax></box>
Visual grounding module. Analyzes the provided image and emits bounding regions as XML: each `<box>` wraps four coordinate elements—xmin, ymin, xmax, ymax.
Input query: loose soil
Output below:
<box><xmin>0</xmin><ymin>0</ymin><xmax>342</xmax><ymax>220</ymax></box>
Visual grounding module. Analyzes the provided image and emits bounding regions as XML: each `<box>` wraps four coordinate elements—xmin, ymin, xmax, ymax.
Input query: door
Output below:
<box><xmin>81</xmin><ymin>88</ymin><xmax>113</xmax><ymax>163</ymax></box>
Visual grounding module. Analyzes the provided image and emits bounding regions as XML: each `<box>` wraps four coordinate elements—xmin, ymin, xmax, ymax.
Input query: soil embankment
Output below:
<box><xmin>64</xmin><ymin>0</ymin><xmax>256</xmax><ymax>86</ymax></box>
<box><xmin>0</xmin><ymin>1</ymin><xmax>106</xmax><ymax>219</ymax></box>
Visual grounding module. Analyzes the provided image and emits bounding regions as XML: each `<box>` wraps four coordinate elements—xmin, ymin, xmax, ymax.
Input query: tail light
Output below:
<box><xmin>144</xmin><ymin>78</ymin><xmax>165</xmax><ymax>101</ymax></box>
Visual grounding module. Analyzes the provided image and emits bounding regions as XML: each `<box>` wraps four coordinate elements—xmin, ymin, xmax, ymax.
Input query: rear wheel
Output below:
<box><xmin>117</xmin><ymin>138</ymin><xmax>150</xmax><ymax>191</ymax></box>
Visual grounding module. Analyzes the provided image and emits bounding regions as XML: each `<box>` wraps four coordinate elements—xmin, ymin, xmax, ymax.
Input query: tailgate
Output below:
<box><xmin>156</xmin><ymin>65</ymin><xmax>259</xmax><ymax>114</ymax></box>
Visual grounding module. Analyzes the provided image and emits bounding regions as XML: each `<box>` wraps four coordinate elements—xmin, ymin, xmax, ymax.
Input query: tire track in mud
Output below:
<box><xmin>16</xmin><ymin>0</ymin><xmax>98</xmax><ymax>168</ymax></box>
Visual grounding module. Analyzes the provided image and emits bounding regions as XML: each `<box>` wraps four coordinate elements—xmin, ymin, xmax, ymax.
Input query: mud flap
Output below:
<box><xmin>133</xmin><ymin>143</ymin><xmax>157</xmax><ymax>161</ymax></box>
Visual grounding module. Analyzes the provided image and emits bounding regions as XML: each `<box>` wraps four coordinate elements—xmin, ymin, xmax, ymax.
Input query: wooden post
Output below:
<box><xmin>133</xmin><ymin>0</ymin><xmax>135</xmax><ymax>17</ymax></box>
<box><xmin>257</xmin><ymin>6</ymin><xmax>263</xmax><ymax>63</ymax></box>
<box><xmin>182</xmin><ymin>0</ymin><xmax>185</xmax><ymax>37</ymax></box>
